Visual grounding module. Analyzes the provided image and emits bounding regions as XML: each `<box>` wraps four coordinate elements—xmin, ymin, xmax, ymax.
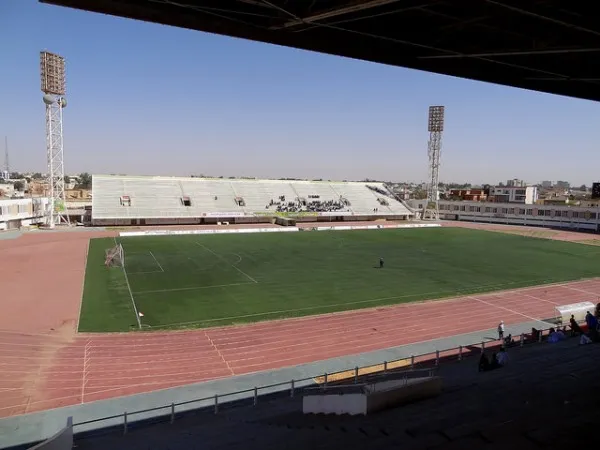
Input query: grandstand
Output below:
<box><xmin>70</xmin><ymin>336</ymin><xmax>600</xmax><ymax>450</ymax></box>
<box><xmin>91</xmin><ymin>175</ymin><xmax>413</xmax><ymax>226</ymax></box>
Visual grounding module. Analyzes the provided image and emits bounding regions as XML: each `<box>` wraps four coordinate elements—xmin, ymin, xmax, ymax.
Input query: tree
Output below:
<box><xmin>32</xmin><ymin>173</ymin><xmax>43</xmax><ymax>179</ymax></box>
<box><xmin>13</xmin><ymin>180</ymin><xmax>25</xmax><ymax>191</ymax></box>
<box><xmin>76</xmin><ymin>173</ymin><xmax>92</xmax><ymax>189</ymax></box>
<box><xmin>10</xmin><ymin>172</ymin><xmax>21</xmax><ymax>179</ymax></box>
<box><xmin>64</xmin><ymin>175</ymin><xmax>71</xmax><ymax>184</ymax></box>
<box><xmin>412</xmin><ymin>188</ymin><xmax>428</xmax><ymax>200</ymax></box>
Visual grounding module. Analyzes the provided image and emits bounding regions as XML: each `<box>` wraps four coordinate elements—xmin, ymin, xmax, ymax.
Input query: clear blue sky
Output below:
<box><xmin>1</xmin><ymin>0</ymin><xmax>599</xmax><ymax>185</ymax></box>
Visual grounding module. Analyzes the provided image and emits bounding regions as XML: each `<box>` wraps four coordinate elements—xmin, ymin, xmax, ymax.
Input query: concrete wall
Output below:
<box><xmin>366</xmin><ymin>377</ymin><xmax>442</xmax><ymax>414</ymax></box>
<box><xmin>303</xmin><ymin>393</ymin><xmax>366</xmax><ymax>415</ymax></box>
<box><xmin>27</xmin><ymin>417</ymin><xmax>72</xmax><ymax>450</ymax></box>
<box><xmin>302</xmin><ymin>377</ymin><xmax>442</xmax><ymax>416</ymax></box>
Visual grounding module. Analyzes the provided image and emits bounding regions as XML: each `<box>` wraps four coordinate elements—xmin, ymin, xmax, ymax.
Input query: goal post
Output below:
<box><xmin>105</xmin><ymin>243</ymin><xmax>124</xmax><ymax>268</ymax></box>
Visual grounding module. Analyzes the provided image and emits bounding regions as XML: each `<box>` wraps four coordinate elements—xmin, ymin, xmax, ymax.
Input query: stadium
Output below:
<box><xmin>2</xmin><ymin>1</ymin><xmax>600</xmax><ymax>450</ymax></box>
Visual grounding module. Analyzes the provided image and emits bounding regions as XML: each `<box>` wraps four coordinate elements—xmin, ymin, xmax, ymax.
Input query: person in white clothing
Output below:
<box><xmin>498</xmin><ymin>321</ymin><xmax>505</xmax><ymax>340</ymax></box>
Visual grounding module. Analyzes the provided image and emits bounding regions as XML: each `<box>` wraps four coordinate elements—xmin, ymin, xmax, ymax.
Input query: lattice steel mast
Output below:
<box><xmin>422</xmin><ymin>105</ymin><xmax>445</xmax><ymax>221</ymax></box>
<box><xmin>2</xmin><ymin>137</ymin><xmax>9</xmax><ymax>180</ymax></box>
<box><xmin>41</xmin><ymin>51</ymin><xmax>70</xmax><ymax>227</ymax></box>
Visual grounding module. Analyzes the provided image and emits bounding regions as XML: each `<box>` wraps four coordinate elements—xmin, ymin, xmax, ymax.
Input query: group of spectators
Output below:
<box><xmin>570</xmin><ymin>310</ymin><xmax>599</xmax><ymax>345</ymax></box>
<box><xmin>265</xmin><ymin>194</ymin><xmax>350</xmax><ymax>214</ymax></box>
<box><xmin>479</xmin><ymin>308</ymin><xmax>599</xmax><ymax>372</ymax></box>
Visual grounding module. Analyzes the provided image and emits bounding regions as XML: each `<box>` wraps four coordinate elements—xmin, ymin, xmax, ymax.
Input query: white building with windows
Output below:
<box><xmin>490</xmin><ymin>186</ymin><xmax>538</xmax><ymax>204</ymax></box>
<box><xmin>0</xmin><ymin>198</ymin><xmax>49</xmax><ymax>230</ymax></box>
<box><xmin>408</xmin><ymin>199</ymin><xmax>600</xmax><ymax>232</ymax></box>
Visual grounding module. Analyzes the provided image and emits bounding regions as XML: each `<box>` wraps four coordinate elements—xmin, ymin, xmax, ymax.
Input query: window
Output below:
<box><xmin>508</xmin><ymin>208</ymin><xmax>515</xmax><ymax>215</ymax></box>
<box><xmin>526</xmin><ymin>209</ymin><xmax>533</xmax><ymax>215</ymax></box>
<box><xmin>518</xmin><ymin>209</ymin><xmax>526</xmax><ymax>215</ymax></box>
<box><xmin>120</xmin><ymin>195</ymin><xmax>131</xmax><ymax>206</ymax></box>
<box><xmin>501</xmin><ymin>208</ymin><xmax>508</xmax><ymax>214</ymax></box>
<box><xmin>181</xmin><ymin>196</ymin><xmax>192</xmax><ymax>207</ymax></box>
<box><xmin>591</xmin><ymin>213</ymin><xmax>597</xmax><ymax>219</ymax></box>
<box><xmin>493</xmin><ymin>208</ymin><xmax>498</xmax><ymax>213</ymax></box>
<box><xmin>485</xmin><ymin>207</ymin><xmax>491</xmax><ymax>213</ymax></box>
<box><xmin>561</xmin><ymin>210</ymin><xmax>569</xmax><ymax>217</ymax></box>
<box><xmin>460</xmin><ymin>205</ymin><xmax>466</xmax><ymax>211</ymax></box>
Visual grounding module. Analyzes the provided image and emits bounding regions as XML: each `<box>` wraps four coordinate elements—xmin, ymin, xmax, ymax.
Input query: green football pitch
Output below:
<box><xmin>79</xmin><ymin>227</ymin><xmax>600</xmax><ymax>332</ymax></box>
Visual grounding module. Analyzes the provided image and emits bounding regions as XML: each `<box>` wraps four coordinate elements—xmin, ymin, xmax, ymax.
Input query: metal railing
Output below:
<box><xmin>72</xmin><ymin>325</ymin><xmax>559</xmax><ymax>435</ymax></box>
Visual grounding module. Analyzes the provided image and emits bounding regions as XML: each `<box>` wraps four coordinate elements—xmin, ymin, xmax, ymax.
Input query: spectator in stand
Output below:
<box><xmin>478</xmin><ymin>353</ymin><xmax>490</xmax><ymax>372</ymax></box>
<box><xmin>585</xmin><ymin>311</ymin><xmax>597</xmax><ymax>330</ymax></box>
<box><xmin>586</xmin><ymin>311</ymin><xmax>599</xmax><ymax>342</ymax></box>
<box><xmin>490</xmin><ymin>352</ymin><xmax>501</xmax><ymax>369</ymax></box>
<box><xmin>569</xmin><ymin>315</ymin><xmax>583</xmax><ymax>336</ymax></box>
<box><xmin>497</xmin><ymin>321</ymin><xmax>505</xmax><ymax>340</ymax></box>
<box><xmin>496</xmin><ymin>348</ymin><xmax>508</xmax><ymax>366</ymax></box>
<box><xmin>548</xmin><ymin>328</ymin><xmax>566</xmax><ymax>343</ymax></box>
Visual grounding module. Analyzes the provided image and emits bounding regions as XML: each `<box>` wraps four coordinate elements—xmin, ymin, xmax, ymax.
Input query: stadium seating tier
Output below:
<box><xmin>91</xmin><ymin>175</ymin><xmax>413</xmax><ymax>219</ymax></box>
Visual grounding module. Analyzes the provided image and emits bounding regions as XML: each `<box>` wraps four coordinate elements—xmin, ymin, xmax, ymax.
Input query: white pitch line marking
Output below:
<box><xmin>147</xmin><ymin>278</ymin><xmax>594</xmax><ymax>329</ymax></box>
<box><xmin>149</xmin><ymin>251</ymin><xmax>164</xmax><ymax>272</ymax></box>
<box><xmin>521</xmin><ymin>292</ymin><xmax>561</xmax><ymax>306</ymax></box>
<box><xmin>114</xmin><ymin>237</ymin><xmax>141</xmax><ymax>329</ymax></box>
<box><xmin>133</xmin><ymin>282</ymin><xmax>256</xmax><ymax>295</ymax></box>
<box><xmin>469</xmin><ymin>295</ymin><xmax>547</xmax><ymax>324</ymax></box>
<box><xmin>205</xmin><ymin>331</ymin><xmax>234</xmax><ymax>376</ymax></box>
<box><xmin>195</xmin><ymin>242</ymin><xmax>258</xmax><ymax>284</ymax></box>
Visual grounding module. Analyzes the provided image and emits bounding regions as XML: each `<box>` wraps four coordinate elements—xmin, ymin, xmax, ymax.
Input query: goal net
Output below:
<box><xmin>105</xmin><ymin>244</ymin><xmax>124</xmax><ymax>268</ymax></box>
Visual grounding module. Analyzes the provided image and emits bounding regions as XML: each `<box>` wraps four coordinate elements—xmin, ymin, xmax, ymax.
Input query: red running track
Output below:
<box><xmin>2</xmin><ymin>277</ymin><xmax>600</xmax><ymax>417</ymax></box>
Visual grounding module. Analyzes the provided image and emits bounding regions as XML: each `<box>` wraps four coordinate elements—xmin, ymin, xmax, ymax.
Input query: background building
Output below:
<box><xmin>488</xmin><ymin>186</ymin><xmax>538</xmax><ymax>204</ymax></box>
<box><xmin>447</xmin><ymin>188</ymin><xmax>487</xmax><ymax>201</ymax></box>
<box><xmin>506</xmin><ymin>178</ymin><xmax>525</xmax><ymax>187</ymax></box>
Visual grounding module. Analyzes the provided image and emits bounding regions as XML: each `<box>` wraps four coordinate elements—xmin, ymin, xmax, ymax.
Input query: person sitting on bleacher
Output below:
<box><xmin>585</xmin><ymin>311</ymin><xmax>597</xmax><ymax>331</ymax></box>
<box><xmin>548</xmin><ymin>327</ymin><xmax>566</xmax><ymax>343</ymax></box>
<box><xmin>478</xmin><ymin>353</ymin><xmax>490</xmax><ymax>372</ymax></box>
<box><xmin>496</xmin><ymin>348</ymin><xmax>508</xmax><ymax>366</ymax></box>
<box><xmin>569</xmin><ymin>315</ymin><xmax>583</xmax><ymax>336</ymax></box>
<box><xmin>585</xmin><ymin>311</ymin><xmax>599</xmax><ymax>342</ymax></box>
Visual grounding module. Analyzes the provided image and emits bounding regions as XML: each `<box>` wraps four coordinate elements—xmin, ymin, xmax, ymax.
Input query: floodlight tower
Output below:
<box><xmin>423</xmin><ymin>105</ymin><xmax>445</xmax><ymax>221</ymax></box>
<box><xmin>2</xmin><ymin>137</ymin><xmax>9</xmax><ymax>180</ymax></box>
<box><xmin>40</xmin><ymin>51</ymin><xmax>70</xmax><ymax>227</ymax></box>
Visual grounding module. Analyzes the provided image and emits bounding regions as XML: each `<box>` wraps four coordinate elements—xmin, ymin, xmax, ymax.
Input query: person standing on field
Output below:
<box><xmin>498</xmin><ymin>321</ymin><xmax>505</xmax><ymax>341</ymax></box>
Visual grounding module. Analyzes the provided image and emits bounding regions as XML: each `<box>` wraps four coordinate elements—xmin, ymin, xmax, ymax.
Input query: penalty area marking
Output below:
<box><xmin>149</xmin><ymin>251</ymin><xmax>165</xmax><ymax>272</ymax></box>
<box><xmin>195</xmin><ymin>242</ymin><xmax>258</xmax><ymax>284</ymax></box>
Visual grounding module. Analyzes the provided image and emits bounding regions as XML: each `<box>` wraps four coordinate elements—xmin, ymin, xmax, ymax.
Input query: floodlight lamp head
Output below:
<box><xmin>40</xmin><ymin>51</ymin><xmax>66</xmax><ymax>96</ymax></box>
<box><xmin>428</xmin><ymin>105</ymin><xmax>445</xmax><ymax>132</ymax></box>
